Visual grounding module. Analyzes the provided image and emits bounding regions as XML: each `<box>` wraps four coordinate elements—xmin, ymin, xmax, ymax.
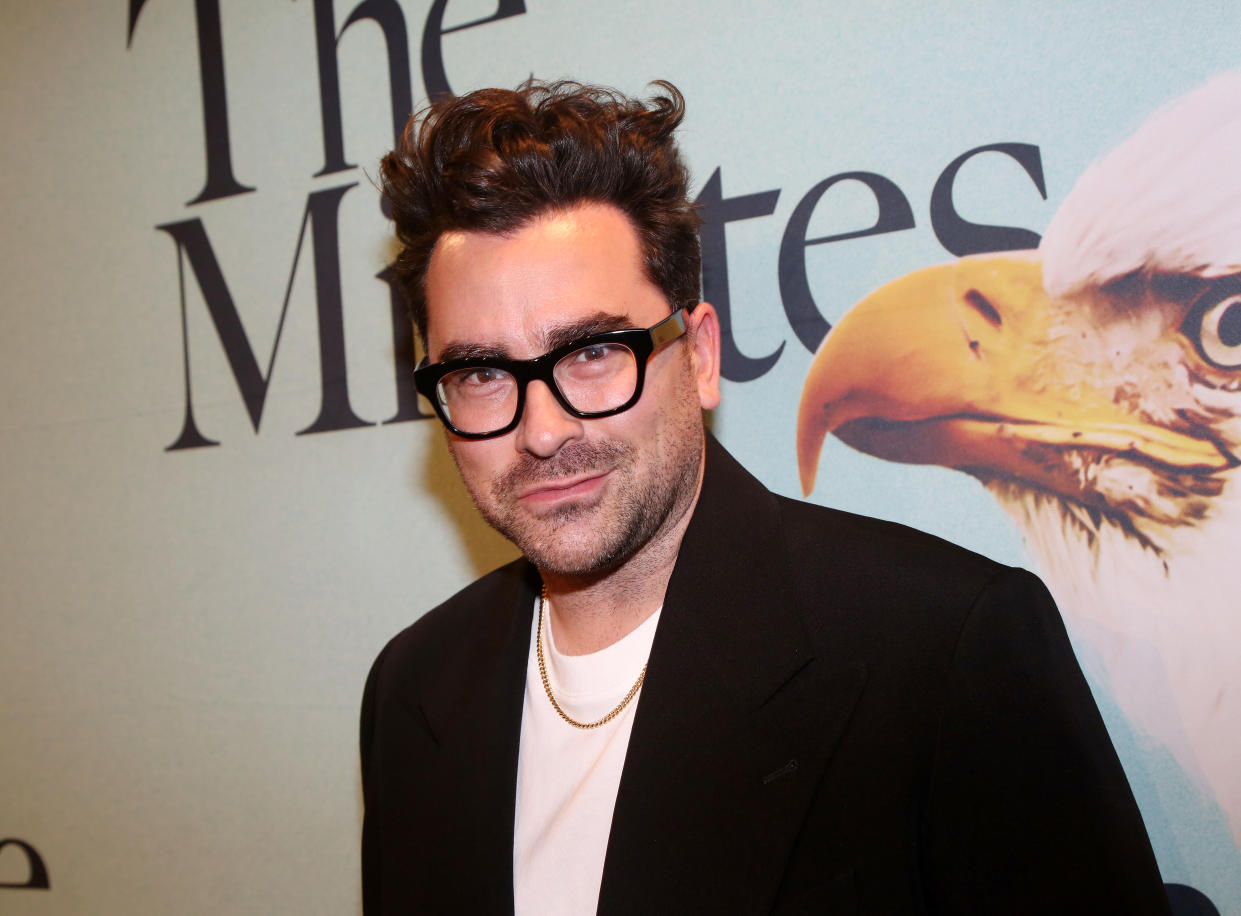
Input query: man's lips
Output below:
<box><xmin>517</xmin><ymin>470</ymin><xmax>611</xmax><ymax>507</ymax></box>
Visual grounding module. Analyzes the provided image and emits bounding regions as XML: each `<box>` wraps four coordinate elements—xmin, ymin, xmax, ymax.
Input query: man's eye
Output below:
<box><xmin>443</xmin><ymin>366</ymin><xmax>510</xmax><ymax>397</ymax></box>
<box><xmin>465</xmin><ymin>368</ymin><xmax>500</xmax><ymax>384</ymax></box>
<box><xmin>569</xmin><ymin>343</ymin><xmax>628</xmax><ymax>366</ymax></box>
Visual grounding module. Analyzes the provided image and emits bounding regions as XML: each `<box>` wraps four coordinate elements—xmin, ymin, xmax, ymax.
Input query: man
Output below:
<box><xmin>363</xmin><ymin>80</ymin><xmax>1170</xmax><ymax>914</ymax></box>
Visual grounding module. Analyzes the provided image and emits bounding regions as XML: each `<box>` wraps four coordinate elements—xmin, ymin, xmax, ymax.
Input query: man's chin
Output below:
<box><xmin>495</xmin><ymin>510</ymin><xmax>628</xmax><ymax>578</ymax></box>
<box><xmin>521</xmin><ymin>545</ymin><xmax>629</xmax><ymax>579</ymax></box>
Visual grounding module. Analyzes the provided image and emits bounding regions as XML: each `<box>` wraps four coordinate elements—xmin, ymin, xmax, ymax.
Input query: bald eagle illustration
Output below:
<box><xmin>797</xmin><ymin>70</ymin><xmax>1241</xmax><ymax>845</ymax></box>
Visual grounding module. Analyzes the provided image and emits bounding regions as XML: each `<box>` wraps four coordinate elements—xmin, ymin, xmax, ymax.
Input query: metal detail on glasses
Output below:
<box><xmin>413</xmin><ymin>308</ymin><xmax>690</xmax><ymax>439</ymax></box>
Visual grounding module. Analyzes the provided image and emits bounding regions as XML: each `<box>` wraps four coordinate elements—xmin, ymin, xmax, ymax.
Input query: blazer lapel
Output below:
<box><xmin>598</xmin><ymin>436</ymin><xmax>867</xmax><ymax>914</ymax></box>
<box><xmin>403</xmin><ymin>561</ymin><xmax>538</xmax><ymax>913</ymax></box>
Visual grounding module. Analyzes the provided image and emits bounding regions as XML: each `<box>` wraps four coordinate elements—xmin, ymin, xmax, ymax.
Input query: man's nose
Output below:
<box><xmin>515</xmin><ymin>380</ymin><xmax>583</xmax><ymax>457</ymax></box>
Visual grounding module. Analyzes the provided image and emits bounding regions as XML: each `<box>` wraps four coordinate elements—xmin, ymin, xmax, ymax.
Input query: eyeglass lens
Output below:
<box><xmin>436</xmin><ymin>342</ymin><xmax>639</xmax><ymax>435</ymax></box>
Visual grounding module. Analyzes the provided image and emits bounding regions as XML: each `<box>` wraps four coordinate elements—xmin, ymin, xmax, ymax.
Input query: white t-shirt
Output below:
<box><xmin>513</xmin><ymin>600</ymin><xmax>661</xmax><ymax>916</ymax></box>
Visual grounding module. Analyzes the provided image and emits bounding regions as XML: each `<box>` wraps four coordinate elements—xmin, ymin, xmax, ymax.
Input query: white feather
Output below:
<box><xmin>989</xmin><ymin>477</ymin><xmax>1241</xmax><ymax>844</ymax></box>
<box><xmin>1041</xmin><ymin>69</ymin><xmax>1241</xmax><ymax>297</ymax></box>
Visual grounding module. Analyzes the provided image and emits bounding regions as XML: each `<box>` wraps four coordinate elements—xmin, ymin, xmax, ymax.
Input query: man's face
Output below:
<box><xmin>423</xmin><ymin>202</ymin><xmax>721</xmax><ymax>578</ymax></box>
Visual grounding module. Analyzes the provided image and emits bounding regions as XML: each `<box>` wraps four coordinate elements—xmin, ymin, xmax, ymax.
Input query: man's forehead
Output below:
<box><xmin>423</xmin><ymin>202</ymin><xmax>664</xmax><ymax>360</ymax></box>
<box><xmin>433</xmin><ymin>310</ymin><xmax>639</xmax><ymax>363</ymax></box>
<box><xmin>428</xmin><ymin>203</ymin><xmax>642</xmax><ymax>283</ymax></box>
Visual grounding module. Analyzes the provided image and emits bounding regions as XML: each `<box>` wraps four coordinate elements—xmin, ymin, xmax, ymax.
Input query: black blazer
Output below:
<box><xmin>361</xmin><ymin>435</ymin><xmax>1169</xmax><ymax>914</ymax></box>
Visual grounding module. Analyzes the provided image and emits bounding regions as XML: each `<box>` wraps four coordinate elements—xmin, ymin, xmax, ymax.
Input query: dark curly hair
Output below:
<box><xmin>379</xmin><ymin>79</ymin><xmax>702</xmax><ymax>347</ymax></box>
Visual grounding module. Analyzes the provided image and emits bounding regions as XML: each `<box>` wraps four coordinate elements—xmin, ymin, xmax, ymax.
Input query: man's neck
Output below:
<box><xmin>538</xmin><ymin>457</ymin><xmax>704</xmax><ymax>656</ymax></box>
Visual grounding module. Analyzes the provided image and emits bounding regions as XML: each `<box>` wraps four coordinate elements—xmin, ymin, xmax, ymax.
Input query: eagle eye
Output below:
<box><xmin>1184</xmin><ymin>281</ymin><xmax>1241</xmax><ymax>370</ymax></box>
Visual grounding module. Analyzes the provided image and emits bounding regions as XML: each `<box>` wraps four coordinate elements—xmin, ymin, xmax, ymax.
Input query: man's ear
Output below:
<box><xmin>686</xmin><ymin>302</ymin><xmax>722</xmax><ymax>410</ymax></box>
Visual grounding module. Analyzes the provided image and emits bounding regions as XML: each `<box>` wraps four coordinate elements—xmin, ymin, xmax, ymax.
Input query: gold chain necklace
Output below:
<box><xmin>537</xmin><ymin>587</ymin><xmax>647</xmax><ymax>730</ymax></box>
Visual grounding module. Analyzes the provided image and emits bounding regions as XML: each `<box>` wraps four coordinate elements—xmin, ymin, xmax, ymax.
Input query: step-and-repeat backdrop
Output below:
<box><xmin>3</xmin><ymin>2</ymin><xmax>1239</xmax><ymax>912</ymax></box>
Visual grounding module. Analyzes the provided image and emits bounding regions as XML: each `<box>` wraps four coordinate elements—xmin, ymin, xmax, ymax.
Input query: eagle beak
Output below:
<box><xmin>796</xmin><ymin>254</ymin><xmax>1231</xmax><ymax>496</ymax></box>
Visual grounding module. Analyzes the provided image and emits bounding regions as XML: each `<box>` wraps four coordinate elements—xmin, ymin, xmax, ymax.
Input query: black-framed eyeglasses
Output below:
<box><xmin>413</xmin><ymin>308</ymin><xmax>690</xmax><ymax>439</ymax></box>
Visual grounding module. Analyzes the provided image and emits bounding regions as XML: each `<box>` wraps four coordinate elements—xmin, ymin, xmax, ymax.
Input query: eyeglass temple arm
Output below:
<box><xmin>650</xmin><ymin>308</ymin><xmax>688</xmax><ymax>349</ymax></box>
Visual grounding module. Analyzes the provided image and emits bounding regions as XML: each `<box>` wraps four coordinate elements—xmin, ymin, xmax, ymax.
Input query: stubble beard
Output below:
<box><xmin>456</xmin><ymin>407</ymin><xmax>704</xmax><ymax>579</ymax></box>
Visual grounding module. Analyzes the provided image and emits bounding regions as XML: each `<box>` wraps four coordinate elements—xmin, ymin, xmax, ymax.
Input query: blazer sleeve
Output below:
<box><xmin>359</xmin><ymin>640</ymin><xmax>389</xmax><ymax>916</ymax></box>
<box><xmin>920</xmin><ymin>567</ymin><xmax>1170</xmax><ymax>914</ymax></box>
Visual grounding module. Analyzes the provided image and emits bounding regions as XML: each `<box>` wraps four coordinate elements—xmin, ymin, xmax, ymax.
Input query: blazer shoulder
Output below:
<box><xmin>367</xmin><ymin>557</ymin><xmax>534</xmax><ymax>697</ymax></box>
<box><xmin>774</xmin><ymin>494</ymin><xmax>1006</xmax><ymax>591</ymax></box>
<box><xmin>766</xmin><ymin>494</ymin><xmax>1065</xmax><ymax>673</ymax></box>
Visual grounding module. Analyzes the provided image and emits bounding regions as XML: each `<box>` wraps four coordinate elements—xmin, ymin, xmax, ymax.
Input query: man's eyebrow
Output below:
<box><xmin>435</xmin><ymin>342</ymin><xmax>509</xmax><ymax>363</ymax></box>
<box><xmin>435</xmin><ymin>312</ymin><xmax>638</xmax><ymax>363</ymax></box>
<box><xmin>540</xmin><ymin>313</ymin><xmax>634</xmax><ymax>351</ymax></box>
